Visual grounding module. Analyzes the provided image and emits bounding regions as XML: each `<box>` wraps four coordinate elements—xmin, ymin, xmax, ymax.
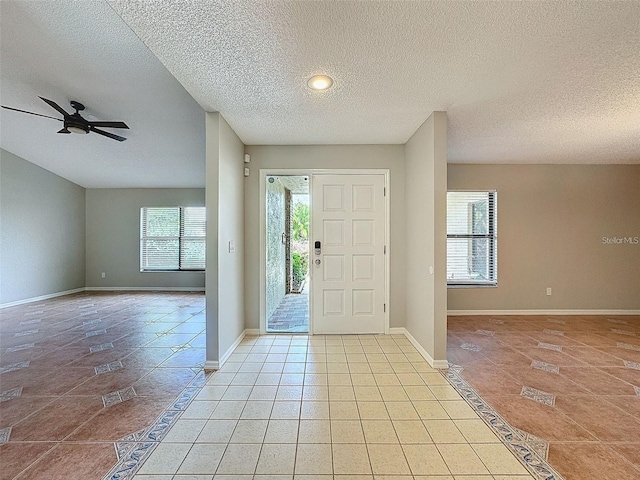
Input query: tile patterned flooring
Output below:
<box><xmin>3</xmin><ymin>291</ymin><xmax>636</xmax><ymax>479</ymax></box>
<box><xmin>0</xmin><ymin>291</ymin><xmax>206</xmax><ymax>480</ymax></box>
<box><xmin>448</xmin><ymin>314</ymin><xmax>640</xmax><ymax>480</ymax></box>
<box><xmin>120</xmin><ymin>332</ymin><xmax>539</xmax><ymax>480</ymax></box>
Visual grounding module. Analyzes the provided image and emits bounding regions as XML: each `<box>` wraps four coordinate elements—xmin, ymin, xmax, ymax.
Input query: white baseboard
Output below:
<box><xmin>85</xmin><ymin>287</ymin><xmax>205</xmax><ymax>292</ymax></box>
<box><xmin>0</xmin><ymin>287</ymin><xmax>86</xmax><ymax>309</ymax></box>
<box><xmin>204</xmin><ymin>360</ymin><xmax>219</xmax><ymax>371</ymax></box>
<box><xmin>448</xmin><ymin>309</ymin><xmax>640</xmax><ymax>316</ymax></box>
<box><xmin>391</xmin><ymin>327</ymin><xmax>449</xmax><ymax>369</ymax></box>
<box><xmin>244</xmin><ymin>329</ymin><xmax>260</xmax><ymax>336</ymax></box>
<box><xmin>219</xmin><ymin>329</ymin><xmax>248</xmax><ymax>367</ymax></box>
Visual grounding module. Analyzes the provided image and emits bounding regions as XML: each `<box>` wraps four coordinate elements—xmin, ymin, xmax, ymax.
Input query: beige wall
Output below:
<box><xmin>1</xmin><ymin>149</ymin><xmax>85</xmax><ymax>304</ymax></box>
<box><xmin>217</xmin><ymin>116</ymin><xmax>246</xmax><ymax>358</ymax></box>
<box><xmin>448</xmin><ymin>164</ymin><xmax>640</xmax><ymax>311</ymax></box>
<box><xmin>244</xmin><ymin>145</ymin><xmax>406</xmax><ymax>331</ymax></box>
<box><xmin>205</xmin><ymin>113</ymin><xmax>245</xmax><ymax>365</ymax></box>
<box><xmin>85</xmin><ymin>188</ymin><xmax>205</xmax><ymax>289</ymax></box>
<box><xmin>404</xmin><ymin>113</ymin><xmax>448</xmax><ymax>365</ymax></box>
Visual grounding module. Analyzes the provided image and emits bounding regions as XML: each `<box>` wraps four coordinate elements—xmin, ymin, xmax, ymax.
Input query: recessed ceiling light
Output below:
<box><xmin>307</xmin><ymin>75</ymin><xmax>333</xmax><ymax>90</ymax></box>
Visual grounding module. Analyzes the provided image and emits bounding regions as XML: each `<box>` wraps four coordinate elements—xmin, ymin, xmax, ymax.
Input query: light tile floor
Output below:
<box><xmin>130</xmin><ymin>334</ymin><xmax>535</xmax><ymax>480</ymax></box>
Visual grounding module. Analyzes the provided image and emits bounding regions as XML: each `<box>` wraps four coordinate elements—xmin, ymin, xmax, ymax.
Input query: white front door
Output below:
<box><xmin>311</xmin><ymin>174</ymin><xmax>386</xmax><ymax>334</ymax></box>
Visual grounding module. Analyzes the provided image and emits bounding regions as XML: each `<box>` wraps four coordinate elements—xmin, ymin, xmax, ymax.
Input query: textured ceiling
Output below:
<box><xmin>108</xmin><ymin>0</ymin><xmax>640</xmax><ymax>164</ymax></box>
<box><xmin>1</xmin><ymin>2</ymin><xmax>639</xmax><ymax>191</ymax></box>
<box><xmin>0</xmin><ymin>0</ymin><xmax>205</xmax><ymax>188</ymax></box>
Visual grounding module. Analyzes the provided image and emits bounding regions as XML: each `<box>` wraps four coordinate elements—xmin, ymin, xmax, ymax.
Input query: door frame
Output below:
<box><xmin>259</xmin><ymin>168</ymin><xmax>390</xmax><ymax>335</ymax></box>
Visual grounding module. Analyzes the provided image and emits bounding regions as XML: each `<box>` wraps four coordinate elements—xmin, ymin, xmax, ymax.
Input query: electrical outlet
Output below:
<box><xmin>546</xmin><ymin>287</ymin><xmax>552</xmax><ymax>296</ymax></box>
<box><xmin>101</xmin><ymin>272</ymin><xmax>106</xmax><ymax>279</ymax></box>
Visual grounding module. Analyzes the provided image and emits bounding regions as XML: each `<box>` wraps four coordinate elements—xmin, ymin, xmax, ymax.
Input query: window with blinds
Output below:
<box><xmin>140</xmin><ymin>207</ymin><xmax>206</xmax><ymax>271</ymax></box>
<box><xmin>447</xmin><ymin>191</ymin><xmax>497</xmax><ymax>286</ymax></box>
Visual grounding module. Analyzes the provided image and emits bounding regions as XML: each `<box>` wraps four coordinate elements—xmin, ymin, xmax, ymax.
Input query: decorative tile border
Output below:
<box><xmin>6</xmin><ymin>343</ymin><xmax>35</xmax><ymax>353</ymax></box>
<box><xmin>90</xmin><ymin>342</ymin><xmax>114</xmax><ymax>353</ymax></box>
<box><xmin>618</xmin><ymin>342</ymin><xmax>640</xmax><ymax>352</ymax></box>
<box><xmin>0</xmin><ymin>361</ymin><xmax>30</xmax><ymax>375</ymax></box>
<box><xmin>14</xmin><ymin>329</ymin><xmax>39</xmax><ymax>337</ymax></box>
<box><xmin>460</xmin><ymin>343</ymin><xmax>482</xmax><ymax>352</ymax></box>
<box><xmin>443</xmin><ymin>369</ymin><xmax>564</xmax><ymax>480</ymax></box>
<box><xmin>171</xmin><ymin>387</ymin><xmax>199</xmax><ymax>410</ymax></box>
<box><xmin>171</xmin><ymin>343</ymin><xmax>193</xmax><ymax>352</ymax></box>
<box><xmin>611</xmin><ymin>328</ymin><xmax>636</xmax><ymax>336</ymax></box>
<box><xmin>19</xmin><ymin>319</ymin><xmax>41</xmax><ymax>325</ymax></box>
<box><xmin>531</xmin><ymin>360</ymin><xmax>560</xmax><ymax>374</ymax></box>
<box><xmin>0</xmin><ymin>427</ymin><xmax>11</xmax><ymax>445</ymax></box>
<box><xmin>546</xmin><ymin>318</ymin><xmax>566</xmax><ymax>325</ymax></box>
<box><xmin>86</xmin><ymin>329</ymin><xmax>107</xmax><ymax>338</ymax></box>
<box><xmin>512</xmin><ymin>426</ymin><xmax>550</xmax><ymax>460</ymax></box>
<box><xmin>543</xmin><ymin>329</ymin><xmax>564</xmax><ymax>336</ymax></box>
<box><xmin>102</xmin><ymin>387</ymin><xmax>137</xmax><ymax>407</ymax></box>
<box><xmin>107</xmin><ymin>441</ymin><xmax>157</xmax><ymax>479</ymax></box>
<box><xmin>521</xmin><ymin>386</ymin><xmax>556</xmax><ymax>407</ymax></box>
<box><xmin>0</xmin><ymin>387</ymin><xmax>23</xmax><ymax>403</ymax></box>
<box><xmin>623</xmin><ymin>360</ymin><xmax>640</xmax><ymax>370</ymax></box>
<box><xmin>95</xmin><ymin>361</ymin><xmax>124</xmax><ymax>375</ymax></box>
<box><xmin>538</xmin><ymin>342</ymin><xmax>562</xmax><ymax>352</ymax></box>
<box><xmin>607</xmin><ymin>318</ymin><xmax>628</xmax><ymax>325</ymax></box>
<box><xmin>475</xmin><ymin>329</ymin><xmax>495</xmax><ymax>336</ymax></box>
<box><xmin>102</xmin><ymin>369</ymin><xmax>203</xmax><ymax>480</ymax></box>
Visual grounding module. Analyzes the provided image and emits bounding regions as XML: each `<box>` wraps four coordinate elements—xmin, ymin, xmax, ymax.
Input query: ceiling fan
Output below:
<box><xmin>2</xmin><ymin>96</ymin><xmax>129</xmax><ymax>142</ymax></box>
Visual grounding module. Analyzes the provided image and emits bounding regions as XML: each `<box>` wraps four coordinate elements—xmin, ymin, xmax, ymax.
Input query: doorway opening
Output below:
<box><xmin>265</xmin><ymin>175</ymin><xmax>309</xmax><ymax>333</ymax></box>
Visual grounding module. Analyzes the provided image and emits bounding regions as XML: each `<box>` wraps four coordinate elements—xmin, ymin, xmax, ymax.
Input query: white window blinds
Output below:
<box><xmin>446</xmin><ymin>191</ymin><xmax>497</xmax><ymax>286</ymax></box>
<box><xmin>140</xmin><ymin>207</ymin><xmax>206</xmax><ymax>271</ymax></box>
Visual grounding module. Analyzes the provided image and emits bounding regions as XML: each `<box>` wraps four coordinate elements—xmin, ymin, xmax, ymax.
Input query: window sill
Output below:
<box><xmin>447</xmin><ymin>283</ymin><xmax>497</xmax><ymax>289</ymax></box>
<box><xmin>140</xmin><ymin>270</ymin><xmax>205</xmax><ymax>273</ymax></box>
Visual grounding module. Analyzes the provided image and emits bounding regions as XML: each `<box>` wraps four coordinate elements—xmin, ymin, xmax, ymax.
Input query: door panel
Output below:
<box><xmin>312</xmin><ymin>174</ymin><xmax>386</xmax><ymax>334</ymax></box>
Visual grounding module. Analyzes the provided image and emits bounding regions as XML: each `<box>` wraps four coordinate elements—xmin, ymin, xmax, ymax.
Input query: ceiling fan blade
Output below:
<box><xmin>2</xmin><ymin>105</ymin><xmax>62</xmax><ymax>121</ymax></box>
<box><xmin>39</xmin><ymin>96</ymin><xmax>70</xmax><ymax>117</ymax></box>
<box><xmin>90</xmin><ymin>126</ymin><xmax>127</xmax><ymax>142</ymax></box>
<box><xmin>87</xmin><ymin>121</ymin><xmax>129</xmax><ymax>129</ymax></box>
<box><xmin>57</xmin><ymin>128</ymin><xmax>71</xmax><ymax>134</ymax></box>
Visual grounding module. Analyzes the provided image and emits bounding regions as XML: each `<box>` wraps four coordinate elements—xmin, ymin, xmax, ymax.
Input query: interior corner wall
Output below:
<box><xmin>448</xmin><ymin>164</ymin><xmax>640</xmax><ymax>311</ymax></box>
<box><xmin>205</xmin><ymin>112</ymin><xmax>221</xmax><ymax>364</ymax></box>
<box><xmin>243</xmin><ymin>145</ymin><xmax>406</xmax><ymax>331</ymax></box>
<box><xmin>403</xmin><ymin>112</ymin><xmax>448</xmax><ymax>365</ymax></box>
<box><xmin>0</xmin><ymin>148</ymin><xmax>85</xmax><ymax>304</ymax></box>
<box><xmin>205</xmin><ymin>112</ymin><xmax>245</xmax><ymax>367</ymax></box>
<box><xmin>85</xmin><ymin>188</ymin><xmax>205</xmax><ymax>289</ymax></box>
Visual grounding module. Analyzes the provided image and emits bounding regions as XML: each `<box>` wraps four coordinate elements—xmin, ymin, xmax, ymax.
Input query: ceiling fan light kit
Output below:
<box><xmin>1</xmin><ymin>96</ymin><xmax>129</xmax><ymax>141</ymax></box>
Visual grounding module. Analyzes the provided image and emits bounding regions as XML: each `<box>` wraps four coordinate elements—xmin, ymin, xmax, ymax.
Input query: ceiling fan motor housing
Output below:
<box><xmin>2</xmin><ymin>96</ymin><xmax>129</xmax><ymax>141</ymax></box>
<box><xmin>66</xmin><ymin>114</ymin><xmax>90</xmax><ymax>134</ymax></box>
